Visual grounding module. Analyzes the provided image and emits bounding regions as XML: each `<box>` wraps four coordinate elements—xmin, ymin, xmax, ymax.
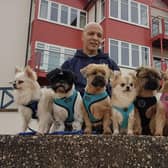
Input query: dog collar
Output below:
<box><xmin>112</xmin><ymin>103</ymin><xmax>134</xmax><ymax>129</ymax></box>
<box><xmin>83</xmin><ymin>91</ymin><xmax>108</xmax><ymax>123</ymax></box>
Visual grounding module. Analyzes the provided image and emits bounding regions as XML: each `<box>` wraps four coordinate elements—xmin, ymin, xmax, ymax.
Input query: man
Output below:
<box><xmin>61</xmin><ymin>22</ymin><xmax>120</xmax><ymax>96</ymax></box>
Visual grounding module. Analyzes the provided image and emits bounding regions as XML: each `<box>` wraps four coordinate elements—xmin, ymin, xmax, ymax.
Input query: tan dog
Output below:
<box><xmin>134</xmin><ymin>66</ymin><xmax>161</xmax><ymax>135</ymax></box>
<box><xmin>80</xmin><ymin>64</ymin><xmax>113</xmax><ymax>134</ymax></box>
<box><xmin>150</xmin><ymin>70</ymin><xmax>168</xmax><ymax>136</ymax></box>
<box><xmin>111</xmin><ymin>72</ymin><xmax>137</xmax><ymax>135</ymax></box>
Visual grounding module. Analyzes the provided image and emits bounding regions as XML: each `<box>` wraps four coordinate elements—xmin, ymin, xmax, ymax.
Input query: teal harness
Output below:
<box><xmin>83</xmin><ymin>91</ymin><xmax>108</xmax><ymax>123</ymax></box>
<box><xmin>53</xmin><ymin>90</ymin><xmax>78</xmax><ymax>123</ymax></box>
<box><xmin>113</xmin><ymin>103</ymin><xmax>134</xmax><ymax>129</ymax></box>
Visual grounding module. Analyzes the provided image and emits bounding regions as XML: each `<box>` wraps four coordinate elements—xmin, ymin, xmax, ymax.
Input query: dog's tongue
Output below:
<box><xmin>56</xmin><ymin>87</ymin><xmax>66</xmax><ymax>93</ymax></box>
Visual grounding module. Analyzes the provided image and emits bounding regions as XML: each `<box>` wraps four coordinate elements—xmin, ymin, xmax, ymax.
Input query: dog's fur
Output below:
<box><xmin>80</xmin><ymin>64</ymin><xmax>113</xmax><ymax>134</ymax></box>
<box><xmin>13</xmin><ymin>66</ymin><xmax>41</xmax><ymax>132</ymax></box>
<box><xmin>111</xmin><ymin>72</ymin><xmax>137</xmax><ymax>135</ymax></box>
<box><xmin>134</xmin><ymin>66</ymin><xmax>161</xmax><ymax>135</ymax></box>
<box><xmin>150</xmin><ymin>70</ymin><xmax>168</xmax><ymax>136</ymax></box>
<box><xmin>39</xmin><ymin>68</ymin><xmax>83</xmax><ymax>132</ymax></box>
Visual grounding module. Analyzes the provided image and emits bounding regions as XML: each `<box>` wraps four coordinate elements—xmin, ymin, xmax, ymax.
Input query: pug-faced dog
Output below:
<box><xmin>45</xmin><ymin>68</ymin><xmax>83</xmax><ymax>132</ymax></box>
<box><xmin>150</xmin><ymin>70</ymin><xmax>168</xmax><ymax>136</ymax></box>
<box><xmin>80</xmin><ymin>64</ymin><xmax>113</xmax><ymax>134</ymax></box>
<box><xmin>134</xmin><ymin>66</ymin><xmax>161</xmax><ymax>135</ymax></box>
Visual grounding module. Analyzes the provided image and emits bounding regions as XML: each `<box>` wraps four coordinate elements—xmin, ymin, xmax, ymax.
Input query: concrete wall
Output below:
<box><xmin>0</xmin><ymin>135</ymin><xmax>168</xmax><ymax>167</ymax></box>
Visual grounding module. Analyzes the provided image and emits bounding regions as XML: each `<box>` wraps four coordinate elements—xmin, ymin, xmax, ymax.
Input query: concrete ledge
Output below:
<box><xmin>0</xmin><ymin>135</ymin><xmax>168</xmax><ymax>167</ymax></box>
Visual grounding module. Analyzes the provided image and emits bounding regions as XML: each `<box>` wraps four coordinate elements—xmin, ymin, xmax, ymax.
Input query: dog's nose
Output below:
<box><xmin>126</xmin><ymin>86</ymin><xmax>130</xmax><ymax>91</ymax></box>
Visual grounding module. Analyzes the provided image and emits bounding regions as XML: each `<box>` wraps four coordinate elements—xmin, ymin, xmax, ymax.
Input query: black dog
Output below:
<box><xmin>46</xmin><ymin>68</ymin><xmax>83</xmax><ymax>132</ymax></box>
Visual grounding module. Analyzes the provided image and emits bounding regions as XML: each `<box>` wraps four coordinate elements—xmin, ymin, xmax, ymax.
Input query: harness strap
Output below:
<box><xmin>83</xmin><ymin>91</ymin><xmax>108</xmax><ymax>123</ymax></box>
<box><xmin>113</xmin><ymin>103</ymin><xmax>134</xmax><ymax>129</ymax></box>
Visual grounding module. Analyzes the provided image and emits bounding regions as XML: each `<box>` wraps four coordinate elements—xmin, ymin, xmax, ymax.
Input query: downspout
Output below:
<box><xmin>25</xmin><ymin>0</ymin><xmax>33</xmax><ymax>66</ymax></box>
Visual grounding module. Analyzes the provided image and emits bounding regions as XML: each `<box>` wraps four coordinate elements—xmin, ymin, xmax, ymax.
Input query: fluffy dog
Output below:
<box><xmin>111</xmin><ymin>72</ymin><xmax>137</xmax><ymax>135</ymax></box>
<box><xmin>80</xmin><ymin>63</ymin><xmax>113</xmax><ymax>134</ymax></box>
<box><xmin>13</xmin><ymin>66</ymin><xmax>41</xmax><ymax>132</ymax></box>
<box><xmin>134</xmin><ymin>66</ymin><xmax>161</xmax><ymax>135</ymax></box>
<box><xmin>41</xmin><ymin>68</ymin><xmax>83</xmax><ymax>132</ymax></box>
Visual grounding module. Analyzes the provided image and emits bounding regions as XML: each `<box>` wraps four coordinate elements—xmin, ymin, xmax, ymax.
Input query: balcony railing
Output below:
<box><xmin>34</xmin><ymin>49</ymin><xmax>75</xmax><ymax>73</ymax></box>
<box><xmin>151</xmin><ymin>16</ymin><xmax>168</xmax><ymax>37</ymax></box>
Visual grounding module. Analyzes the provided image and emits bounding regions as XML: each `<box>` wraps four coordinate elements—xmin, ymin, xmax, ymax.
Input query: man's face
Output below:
<box><xmin>82</xmin><ymin>24</ymin><xmax>103</xmax><ymax>55</ymax></box>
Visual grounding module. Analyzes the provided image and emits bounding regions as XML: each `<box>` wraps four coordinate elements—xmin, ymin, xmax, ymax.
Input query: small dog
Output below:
<box><xmin>13</xmin><ymin>66</ymin><xmax>41</xmax><ymax>132</ymax></box>
<box><xmin>80</xmin><ymin>63</ymin><xmax>113</xmax><ymax>134</ymax></box>
<box><xmin>134</xmin><ymin>66</ymin><xmax>161</xmax><ymax>135</ymax></box>
<box><xmin>150</xmin><ymin>70</ymin><xmax>168</xmax><ymax>136</ymax></box>
<box><xmin>41</xmin><ymin>68</ymin><xmax>83</xmax><ymax>132</ymax></box>
<box><xmin>111</xmin><ymin>72</ymin><xmax>137</xmax><ymax>135</ymax></box>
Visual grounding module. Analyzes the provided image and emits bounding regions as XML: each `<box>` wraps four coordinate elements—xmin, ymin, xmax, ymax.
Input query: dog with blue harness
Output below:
<box><xmin>80</xmin><ymin>64</ymin><xmax>113</xmax><ymax>134</ymax></box>
<box><xmin>44</xmin><ymin>68</ymin><xmax>83</xmax><ymax>132</ymax></box>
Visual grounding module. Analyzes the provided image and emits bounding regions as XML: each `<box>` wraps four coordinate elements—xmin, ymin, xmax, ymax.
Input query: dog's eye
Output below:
<box><xmin>130</xmin><ymin>83</ymin><xmax>133</xmax><ymax>87</ymax></box>
<box><xmin>92</xmin><ymin>71</ymin><xmax>97</xmax><ymax>75</ymax></box>
<box><xmin>120</xmin><ymin>83</ymin><xmax>125</xmax><ymax>87</ymax></box>
<box><xmin>17</xmin><ymin>80</ymin><xmax>24</xmax><ymax>84</ymax></box>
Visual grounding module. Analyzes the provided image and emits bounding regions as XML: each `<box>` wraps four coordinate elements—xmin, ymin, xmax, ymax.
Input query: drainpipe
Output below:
<box><xmin>25</xmin><ymin>0</ymin><xmax>33</xmax><ymax>66</ymax></box>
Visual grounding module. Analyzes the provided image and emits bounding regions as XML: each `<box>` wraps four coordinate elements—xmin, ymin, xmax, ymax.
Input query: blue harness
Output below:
<box><xmin>53</xmin><ymin>90</ymin><xmax>78</xmax><ymax>123</ymax></box>
<box><xmin>113</xmin><ymin>103</ymin><xmax>134</xmax><ymax>129</ymax></box>
<box><xmin>83</xmin><ymin>91</ymin><xmax>108</xmax><ymax>123</ymax></box>
<box><xmin>24</xmin><ymin>100</ymin><xmax>39</xmax><ymax>119</ymax></box>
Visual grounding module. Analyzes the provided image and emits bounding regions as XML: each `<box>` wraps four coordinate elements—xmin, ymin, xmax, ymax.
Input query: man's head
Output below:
<box><xmin>82</xmin><ymin>22</ymin><xmax>103</xmax><ymax>56</ymax></box>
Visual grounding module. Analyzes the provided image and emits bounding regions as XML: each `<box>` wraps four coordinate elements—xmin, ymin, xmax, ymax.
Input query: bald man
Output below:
<box><xmin>61</xmin><ymin>22</ymin><xmax>120</xmax><ymax>96</ymax></box>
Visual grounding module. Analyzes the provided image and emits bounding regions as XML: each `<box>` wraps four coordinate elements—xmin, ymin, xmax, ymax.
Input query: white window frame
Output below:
<box><xmin>35</xmin><ymin>41</ymin><xmax>76</xmax><ymax>72</ymax></box>
<box><xmin>38</xmin><ymin>0</ymin><xmax>87</xmax><ymax>30</ymax></box>
<box><xmin>109</xmin><ymin>38</ymin><xmax>150</xmax><ymax>69</ymax></box>
<box><xmin>109</xmin><ymin>0</ymin><xmax>149</xmax><ymax>28</ymax></box>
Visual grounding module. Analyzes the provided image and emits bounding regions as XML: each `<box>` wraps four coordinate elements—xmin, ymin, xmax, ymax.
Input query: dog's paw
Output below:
<box><xmin>84</xmin><ymin>127</ymin><xmax>92</xmax><ymax>134</ymax></box>
<box><xmin>127</xmin><ymin>130</ymin><xmax>133</xmax><ymax>135</ymax></box>
<box><xmin>72</xmin><ymin>121</ymin><xmax>82</xmax><ymax>131</ymax></box>
<box><xmin>113</xmin><ymin>129</ymin><xmax>119</xmax><ymax>135</ymax></box>
<box><xmin>103</xmin><ymin>127</ymin><xmax>112</xmax><ymax>134</ymax></box>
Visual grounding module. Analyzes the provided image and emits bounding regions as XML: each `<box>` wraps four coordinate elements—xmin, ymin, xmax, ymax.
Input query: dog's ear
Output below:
<box><xmin>24</xmin><ymin>66</ymin><xmax>37</xmax><ymax>81</ymax></box>
<box><xmin>46</xmin><ymin>68</ymin><xmax>61</xmax><ymax>83</ymax></box>
<box><xmin>15</xmin><ymin>66</ymin><xmax>22</xmax><ymax>74</ymax></box>
<box><xmin>136</xmin><ymin>66</ymin><xmax>145</xmax><ymax>77</ymax></box>
<box><xmin>110</xmin><ymin>71</ymin><xmax>121</xmax><ymax>82</ymax></box>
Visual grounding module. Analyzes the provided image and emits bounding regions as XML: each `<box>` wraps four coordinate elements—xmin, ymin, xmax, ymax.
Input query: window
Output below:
<box><xmin>121</xmin><ymin>0</ymin><xmax>128</xmax><ymax>21</ymax></box>
<box><xmin>39</xmin><ymin>0</ymin><xmax>48</xmax><ymax>19</ymax></box>
<box><xmin>35</xmin><ymin>42</ymin><xmax>75</xmax><ymax>72</ymax></box>
<box><xmin>110</xmin><ymin>0</ymin><xmax>118</xmax><ymax>18</ymax></box>
<box><xmin>70</xmin><ymin>8</ymin><xmax>78</xmax><ymax>26</ymax></box>
<box><xmin>39</xmin><ymin>0</ymin><xmax>86</xmax><ymax>29</ymax></box>
<box><xmin>110</xmin><ymin>40</ymin><xmax>118</xmax><ymax>64</ymax></box>
<box><xmin>80</xmin><ymin>12</ymin><xmax>86</xmax><ymax>28</ymax></box>
<box><xmin>131</xmin><ymin>1</ymin><xmax>138</xmax><ymax>24</ymax></box>
<box><xmin>61</xmin><ymin>5</ymin><xmax>68</xmax><ymax>24</ymax></box>
<box><xmin>140</xmin><ymin>4</ymin><xmax>148</xmax><ymax>26</ymax></box>
<box><xmin>121</xmin><ymin>42</ymin><xmax>129</xmax><ymax>66</ymax></box>
<box><xmin>101</xmin><ymin>0</ymin><xmax>105</xmax><ymax>19</ymax></box>
<box><xmin>110</xmin><ymin>0</ymin><xmax>149</xmax><ymax>27</ymax></box>
<box><xmin>50</xmin><ymin>2</ymin><xmax>58</xmax><ymax>22</ymax></box>
<box><xmin>109</xmin><ymin>39</ymin><xmax>150</xmax><ymax>68</ymax></box>
<box><xmin>131</xmin><ymin>45</ymin><xmax>139</xmax><ymax>67</ymax></box>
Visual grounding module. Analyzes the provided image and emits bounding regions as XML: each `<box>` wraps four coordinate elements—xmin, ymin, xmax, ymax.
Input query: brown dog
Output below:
<box><xmin>150</xmin><ymin>70</ymin><xmax>168</xmax><ymax>136</ymax></box>
<box><xmin>134</xmin><ymin>66</ymin><xmax>161</xmax><ymax>135</ymax></box>
<box><xmin>80</xmin><ymin>64</ymin><xmax>113</xmax><ymax>134</ymax></box>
